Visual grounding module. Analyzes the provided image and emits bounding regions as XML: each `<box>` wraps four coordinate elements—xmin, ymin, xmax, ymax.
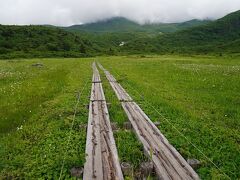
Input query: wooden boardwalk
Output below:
<box><xmin>98</xmin><ymin>63</ymin><xmax>200</xmax><ymax>180</ymax></box>
<box><xmin>83</xmin><ymin>63</ymin><xmax>123</xmax><ymax>180</ymax></box>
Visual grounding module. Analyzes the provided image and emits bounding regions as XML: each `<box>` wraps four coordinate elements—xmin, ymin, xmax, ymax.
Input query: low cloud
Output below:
<box><xmin>0</xmin><ymin>0</ymin><xmax>240</xmax><ymax>26</ymax></box>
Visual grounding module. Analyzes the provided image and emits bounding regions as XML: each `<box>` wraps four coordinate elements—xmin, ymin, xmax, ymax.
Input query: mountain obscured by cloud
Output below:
<box><xmin>1</xmin><ymin>0</ymin><xmax>240</xmax><ymax>26</ymax></box>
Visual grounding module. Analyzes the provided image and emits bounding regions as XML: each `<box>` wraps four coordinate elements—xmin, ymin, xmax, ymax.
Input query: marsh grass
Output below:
<box><xmin>100</xmin><ymin>55</ymin><xmax>240</xmax><ymax>179</ymax></box>
<box><xmin>1</xmin><ymin>56</ymin><xmax>239</xmax><ymax>179</ymax></box>
<box><xmin>0</xmin><ymin>58</ymin><xmax>92</xmax><ymax>179</ymax></box>
<box><xmin>100</xmin><ymin>69</ymin><xmax>148</xmax><ymax>173</ymax></box>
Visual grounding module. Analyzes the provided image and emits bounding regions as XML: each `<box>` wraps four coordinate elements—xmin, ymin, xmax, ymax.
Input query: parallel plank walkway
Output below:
<box><xmin>83</xmin><ymin>63</ymin><xmax>123</xmax><ymax>180</ymax></box>
<box><xmin>98</xmin><ymin>63</ymin><xmax>200</xmax><ymax>180</ymax></box>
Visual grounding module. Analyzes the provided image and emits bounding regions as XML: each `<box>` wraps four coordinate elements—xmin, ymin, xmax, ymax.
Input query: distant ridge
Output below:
<box><xmin>122</xmin><ymin>10</ymin><xmax>240</xmax><ymax>54</ymax></box>
<box><xmin>0</xmin><ymin>10</ymin><xmax>240</xmax><ymax>58</ymax></box>
<box><xmin>64</xmin><ymin>17</ymin><xmax>211</xmax><ymax>33</ymax></box>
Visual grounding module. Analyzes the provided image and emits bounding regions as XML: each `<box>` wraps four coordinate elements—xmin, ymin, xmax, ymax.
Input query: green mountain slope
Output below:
<box><xmin>0</xmin><ymin>10</ymin><xmax>239</xmax><ymax>58</ymax></box>
<box><xmin>0</xmin><ymin>25</ymin><xmax>95</xmax><ymax>58</ymax></box>
<box><xmin>67</xmin><ymin>17</ymin><xmax>141</xmax><ymax>32</ymax></box>
<box><xmin>121</xmin><ymin>10</ymin><xmax>240</xmax><ymax>54</ymax></box>
<box><xmin>65</xmin><ymin>17</ymin><xmax>210</xmax><ymax>33</ymax></box>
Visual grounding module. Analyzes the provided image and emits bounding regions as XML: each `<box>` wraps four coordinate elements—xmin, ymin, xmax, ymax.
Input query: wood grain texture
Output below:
<box><xmin>98</xmin><ymin>62</ymin><xmax>200</xmax><ymax>180</ymax></box>
<box><xmin>83</xmin><ymin>62</ymin><xmax>124</xmax><ymax>180</ymax></box>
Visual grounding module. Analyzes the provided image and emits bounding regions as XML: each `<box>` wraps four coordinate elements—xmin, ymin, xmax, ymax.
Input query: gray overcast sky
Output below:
<box><xmin>0</xmin><ymin>0</ymin><xmax>240</xmax><ymax>26</ymax></box>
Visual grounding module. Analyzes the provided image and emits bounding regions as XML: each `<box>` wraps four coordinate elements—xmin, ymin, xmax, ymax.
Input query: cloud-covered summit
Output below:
<box><xmin>0</xmin><ymin>0</ymin><xmax>240</xmax><ymax>26</ymax></box>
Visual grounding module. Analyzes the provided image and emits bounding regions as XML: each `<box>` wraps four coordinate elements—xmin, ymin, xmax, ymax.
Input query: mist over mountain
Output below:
<box><xmin>1</xmin><ymin>0</ymin><xmax>240</xmax><ymax>26</ymax></box>
<box><xmin>64</xmin><ymin>17</ymin><xmax>211</xmax><ymax>33</ymax></box>
<box><xmin>0</xmin><ymin>10</ymin><xmax>240</xmax><ymax>59</ymax></box>
<box><xmin>122</xmin><ymin>10</ymin><xmax>240</xmax><ymax>54</ymax></box>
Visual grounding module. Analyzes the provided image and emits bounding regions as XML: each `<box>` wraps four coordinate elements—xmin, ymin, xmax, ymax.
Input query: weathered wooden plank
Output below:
<box><xmin>97</xmin><ymin>63</ymin><xmax>131</xmax><ymax>101</ymax></box>
<box><xmin>105</xmin><ymin>72</ymin><xmax>117</xmax><ymax>82</ymax></box>
<box><xmin>99</xmin><ymin>63</ymin><xmax>199</xmax><ymax>180</ymax></box>
<box><xmin>84</xmin><ymin>100</ymin><xmax>103</xmax><ymax>180</ymax></box>
<box><xmin>98</xmin><ymin>64</ymin><xmax>117</xmax><ymax>82</ymax></box>
<box><xmin>92</xmin><ymin>64</ymin><xmax>101</xmax><ymax>83</ymax></box>
<box><xmin>108</xmin><ymin>81</ymin><xmax>132</xmax><ymax>102</ymax></box>
<box><xmin>122</xmin><ymin>102</ymin><xmax>198</xmax><ymax>179</ymax></box>
<box><xmin>83</xmin><ymin>62</ymin><xmax>124</xmax><ymax>180</ymax></box>
<box><xmin>90</xmin><ymin>82</ymin><xmax>106</xmax><ymax>101</ymax></box>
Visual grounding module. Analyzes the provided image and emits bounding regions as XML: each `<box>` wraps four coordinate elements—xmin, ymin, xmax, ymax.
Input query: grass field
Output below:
<box><xmin>0</xmin><ymin>59</ymin><xmax>92</xmax><ymax>179</ymax></box>
<box><xmin>0</xmin><ymin>55</ymin><xmax>239</xmax><ymax>179</ymax></box>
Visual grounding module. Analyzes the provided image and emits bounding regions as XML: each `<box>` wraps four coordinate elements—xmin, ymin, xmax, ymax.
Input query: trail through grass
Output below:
<box><xmin>99</xmin><ymin>55</ymin><xmax>240</xmax><ymax>179</ymax></box>
<box><xmin>100</xmin><ymin>69</ymin><xmax>148</xmax><ymax>173</ymax></box>
<box><xmin>1</xmin><ymin>56</ymin><xmax>239</xmax><ymax>179</ymax></box>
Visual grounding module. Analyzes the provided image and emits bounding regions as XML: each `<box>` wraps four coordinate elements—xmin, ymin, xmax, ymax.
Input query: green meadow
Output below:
<box><xmin>0</xmin><ymin>59</ymin><xmax>92</xmax><ymax>179</ymax></box>
<box><xmin>0</xmin><ymin>55</ymin><xmax>239</xmax><ymax>179</ymax></box>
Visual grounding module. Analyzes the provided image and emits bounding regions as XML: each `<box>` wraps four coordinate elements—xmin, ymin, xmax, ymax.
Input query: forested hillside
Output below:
<box><xmin>0</xmin><ymin>10</ymin><xmax>240</xmax><ymax>59</ymax></box>
<box><xmin>121</xmin><ymin>10</ymin><xmax>240</xmax><ymax>54</ymax></box>
<box><xmin>65</xmin><ymin>17</ymin><xmax>210</xmax><ymax>33</ymax></box>
<box><xmin>0</xmin><ymin>25</ymin><xmax>95</xmax><ymax>58</ymax></box>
